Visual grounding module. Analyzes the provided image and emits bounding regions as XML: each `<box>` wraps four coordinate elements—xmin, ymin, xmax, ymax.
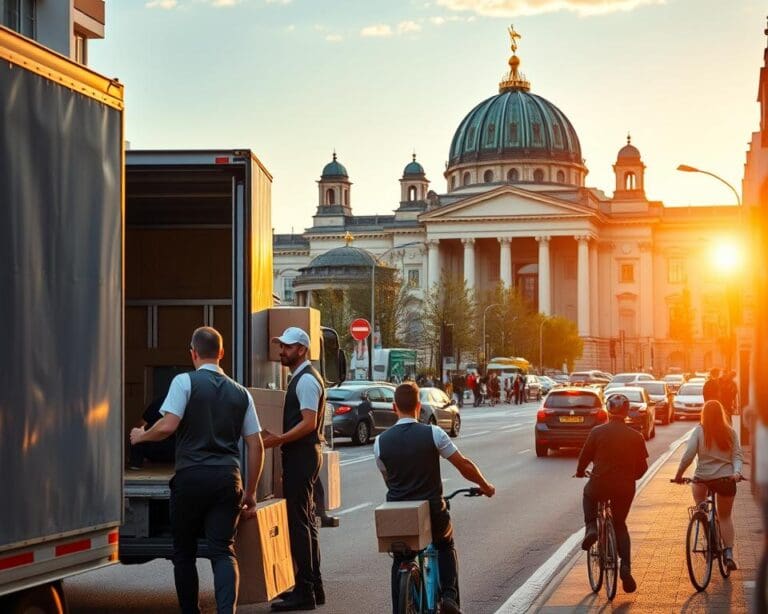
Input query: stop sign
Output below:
<box><xmin>349</xmin><ymin>318</ymin><xmax>371</xmax><ymax>341</ymax></box>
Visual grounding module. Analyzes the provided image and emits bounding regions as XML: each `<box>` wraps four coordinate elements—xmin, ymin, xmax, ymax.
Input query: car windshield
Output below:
<box><xmin>545</xmin><ymin>392</ymin><xmax>601</xmax><ymax>409</ymax></box>
<box><xmin>678</xmin><ymin>384</ymin><xmax>703</xmax><ymax>396</ymax></box>
<box><xmin>611</xmin><ymin>374</ymin><xmax>637</xmax><ymax>384</ymax></box>
<box><xmin>638</xmin><ymin>383</ymin><xmax>665</xmax><ymax>395</ymax></box>
<box><xmin>327</xmin><ymin>389</ymin><xmax>355</xmax><ymax>401</ymax></box>
<box><xmin>611</xmin><ymin>390</ymin><xmax>643</xmax><ymax>402</ymax></box>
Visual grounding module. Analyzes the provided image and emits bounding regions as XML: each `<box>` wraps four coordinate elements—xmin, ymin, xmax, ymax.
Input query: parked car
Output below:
<box><xmin>418</xmin><ymin>387</ymin><xmax>461</xmax><ymax>437</ymax></box>
<box><xmin>605</xmin><ymin>387</ymin><xmax>656</xmax><ymax>440</ymax></box>
<box><xmin>328</xmin><ymin>383</ymin><xmax>397</xmax><ymax>445</ymax></box>
<box><xmin>662</xmin><ymin>373</ymin><xmax>685</xmax><ymax>393</ymax></box>
<box><xmin>673</xmin><ymin>382</ymin><xmax>705</xmax><ymax>420</ymax></box>
<box><xmin>611</xmin><ymin>372</ymin><xmax>655</xmax><ymax>386</ymax></box>
<box><xmin>550</xmin><ymin>373</ymin><xmax>570</xmax><ymax>386</ymax></box>
<box><xmin>636</xmin><ymin>380</ymin><xmax>674</xmax><ymax>425</ymax></box>
<box><xmin>524</xmin><ymin>374</ymin><xmax>543</xmax><ymax>401</ymax></box>
<box><xmin>538</xmin><ymin>375</ymin><xmax>558</xmax><ymax>395</ymax></box>
<box><xmin>569</xmin><ymin>370</ymin><xmax>611</xmax><ymax>388</ymax></box>
<box><xmin>534</xmin><ymin>387</ymin><xmax>608</xmax><ymax>457</ymax></box>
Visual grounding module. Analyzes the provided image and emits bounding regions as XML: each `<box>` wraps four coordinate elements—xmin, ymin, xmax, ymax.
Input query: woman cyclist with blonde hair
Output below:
<box><xmin>674</xmin><ymin>399</ymin><xmax>744</xmax><ymax>570</ymax></box>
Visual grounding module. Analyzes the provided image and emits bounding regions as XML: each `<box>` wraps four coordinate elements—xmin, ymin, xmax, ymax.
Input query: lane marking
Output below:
<box><xmin>517</xmin><ymin>449</ymin><xmax>531</xmax><ymax>455</ymax></box>
<box><xmin>460</xmin><ymin>430</ymin><xmax>490</xmax><ymax>439</ymax></box>
<box><xmin>335</xmin><ymin>502</ymin><xmax>371</xmax><ymax>516</ymax></box>
<box><xmin>340</xmin><ymin>454</ymin><xmax>375</xmax><ymax>467</ymax></box>
<box><xmin>494</xmin><ymin>427</ymin><xmax>694</xmax><ymax>613</ymax></box>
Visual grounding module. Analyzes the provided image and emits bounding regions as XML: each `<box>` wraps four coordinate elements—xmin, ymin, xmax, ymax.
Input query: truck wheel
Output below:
<box><xmin>351</xmin><ymin>420</ymin><xmax>370</xmax><ymax>445</ymax></box>
<box><xmin>535</xmin><ymin>443</ymin><xmax>548</xmax><ymax>457</ymax></box>
<box><xmin>5</xmin><ymin>582</ymin><xmax>65</xmax><ymax>614</ymax></box>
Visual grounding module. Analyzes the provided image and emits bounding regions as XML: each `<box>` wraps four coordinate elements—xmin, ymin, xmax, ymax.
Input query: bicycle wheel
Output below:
<box><xmin>715</xmin><ymin>518</ymin><xmax>731</xmax><ymax>579</ymax></box>
<box><xmin>586</xmin><ymin>535</ymin><xmax>603</xmax><ymax>593</ymax></box>
<box><xmin>686</xmin><ymin>512</ymin><xmax>713</xmax><ymax>591</ymax></box>
<box><xmin>397</xmin><ymin>564</ymin><xmax>423</xmax><ymax>614</ymax></box>
<box><xmin>604</xmin><ymin>519</ymin><xmax>618</xmax><ymax>600</ymax></box>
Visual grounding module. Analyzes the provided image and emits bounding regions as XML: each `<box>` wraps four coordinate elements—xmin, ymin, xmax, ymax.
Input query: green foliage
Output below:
<box><xmin>539</xmin><ymin>315</ymin><xmax>583</xmax><ymax>371</ymax></box>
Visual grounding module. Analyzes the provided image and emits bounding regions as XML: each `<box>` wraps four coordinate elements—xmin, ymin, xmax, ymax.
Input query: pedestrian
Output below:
<box><xmin>261</xmin><ymin>327</ymin><xmax>326</xmax><ymax>611</ymax></box>
<box><xmin>488</xmin><ymin>372</ymin><xmax>500</xmax><ymax>407</ymax></box>
<box><xmin>673</xmin><ymin>399</ymin><xmax>743</xmax><ymax>570</ymax></box>
<box><xmin>576</xmin><ymin>394</ymin><xmax>648</xmax><ymax>594</ymax></box>
<box><xmin>129</xmin><ymin>326</ymin><xmax>264</xmax><ymax>614</ymax></box>
<box><xmin>703</xmin><ymin>367</ymin><xmax>721</xmax><ymax>403</ymax></box>
<box><xmin>466</xmin><ymin>372</ymin><xmax>477</xmax><ymax>407</ymax></box>
<box><xmin>374</xmin><ymin>382</ymin><xmax>495</xmax><ymax>614</ymax></box>
<box><xmin>452</xmin><ymin>372</ymin><xmax>465</xmax><ymax>408</ymax></box>
<box><xmin>513</xmin><ymin>374</ymin><xmax>522</xmax><ymax>405</ymax></box>
<box><xmin>719</xmin><ymin>370</ymin><xmax>738</xmax><ymax>424</ymax></box>
<box><xmin>503</xmin><ymin>376</ymin><xmax>512</xmax><ymax>404</ymax></box>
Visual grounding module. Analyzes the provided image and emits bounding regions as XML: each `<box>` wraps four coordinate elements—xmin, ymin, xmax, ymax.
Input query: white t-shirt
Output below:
<box><xmin>373</xmin><ymin>417</ymin><xmax>458</xmax><ymax>473</ymax></box>
<box><xmin>290</xmin><ymin>360</ymin><xmax>322</xmax><ymax>412</ymax></box>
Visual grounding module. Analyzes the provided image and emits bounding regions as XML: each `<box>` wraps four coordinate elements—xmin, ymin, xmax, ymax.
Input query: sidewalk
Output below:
<box><xmin>536</xmin><ymin>444</ymin><xmax>763</xmax><ymax>613</ymax></box>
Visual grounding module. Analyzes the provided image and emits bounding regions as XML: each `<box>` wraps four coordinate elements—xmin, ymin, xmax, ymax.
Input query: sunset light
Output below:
<box><xmin>711</xmin><ymin>239</ymin><xmax>744</xmax><ymax>275</ymax></box>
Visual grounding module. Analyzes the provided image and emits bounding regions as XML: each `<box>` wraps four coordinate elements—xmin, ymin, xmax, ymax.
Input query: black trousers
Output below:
<box><xmin>583</xmin><ymin>479</ymin><xmax>635</xmax><ymax>567</ymax></box>
<box><xmin>391</xmin><ymin>503</ymin><xmax>458</xmax><ymax>613</ymax></box>
<box><xmin>170</xmin><ymin>465</ymin><xmax>243</xmax><ymax>614</ymax></box>
<box><xmin>282</xmin><ymin>444</ymin><xmax>322</xmax><ymax>594</ymax></box>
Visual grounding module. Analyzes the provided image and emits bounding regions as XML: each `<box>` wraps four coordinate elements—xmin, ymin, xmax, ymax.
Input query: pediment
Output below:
<box><xmin>420</xmin><ymin>186</ymin><xmax>595</xmax><ymax>221</ymax></box>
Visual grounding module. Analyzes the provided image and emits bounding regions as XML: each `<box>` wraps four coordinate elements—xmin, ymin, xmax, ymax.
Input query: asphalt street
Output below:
<box><xmin>65</xmin><ymin>401</ymin><xmax>694</xmax><ymax>613</ymax></box>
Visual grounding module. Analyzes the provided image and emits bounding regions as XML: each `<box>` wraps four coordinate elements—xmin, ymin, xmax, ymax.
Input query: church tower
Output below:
<box><xmin>399</xmin><ymin>153</ymin><xmax>429</xmax><ymax>204</ymax></box>
<box><xmin>314</xmin><ymin>152</ymin><xmax>352</xmax><ymax>226</ymax></box>
<box><xmin>613</xmin><ymin>134</ymin><xmax>646</xmax><ymax>200</ymax></box>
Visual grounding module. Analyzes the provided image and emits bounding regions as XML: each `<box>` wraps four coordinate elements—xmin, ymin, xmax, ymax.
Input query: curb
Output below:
<box><xmin>494</xmin><ymin>427</ymin><xmax>694</xmax><ymax>614</ymax></box>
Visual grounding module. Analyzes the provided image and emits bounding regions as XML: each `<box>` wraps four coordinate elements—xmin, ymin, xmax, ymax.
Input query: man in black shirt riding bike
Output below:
<box><xmin>575</xmin><ymin>394</ymin><xmax>649</xmax><ymax>594</ymax></box>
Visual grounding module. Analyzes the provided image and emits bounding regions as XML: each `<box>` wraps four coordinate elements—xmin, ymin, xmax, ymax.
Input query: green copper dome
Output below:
<box><xmin>403</xmin><ymin>154</ymin><xmax>425</xmax><ymax>177</ymax></box>
<box><xmin>321</xmin><ymin>153</ymin><xmax>348</xmax><ymax>178</ymax></box>
<box><xmin>448</xmin><ymin>90</ymin><xmax>582</xmax><ymax>166</ymax></box>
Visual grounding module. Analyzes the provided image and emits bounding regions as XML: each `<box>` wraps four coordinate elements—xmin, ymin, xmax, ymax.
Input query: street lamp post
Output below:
<box><xmin>482</xmin><ymin>303</ymin><xmax>502</xmax><ymax>365</ymax></box>
<box><xmin>676</xmin><ymin>164</ymin><xmax>742</xmax><ymax>206</ymax></box>
<box><xmin>538</xmin><ymin>317</ymin><xmax>548</xmax><ymax>375</ymax></box>
<box><xmin>369</xmin><ymin>240</ymin><xmax>424</xmax><ymax>379</ymax></box>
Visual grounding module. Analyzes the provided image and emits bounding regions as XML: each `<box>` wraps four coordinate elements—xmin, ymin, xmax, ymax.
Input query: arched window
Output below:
<box><xmin>462</xmin><ymin>172</ymin><xmax>471</xmax><ymax>186</ymax></box>
<box><xmin>556</xmin><ymin>170</ymin><xmax>566</xmax><ymax>183</ymax></box>
<box><xmin>483</xmin><ymin>170</ymin><xmax>494</xmax><ymax>183</ymax></box>
<box><xmin>507</xmin><ymin>168</ymin><xmax>519</xmax><ymax>182</ymax></box>
<box><xmin>344</xmin><ymin>189</ymin><xmax>349</xmax><ymax>205</ymax></box>
<box><xmin>624</xmin><ymin>172</ymin><xmax>636</xmax><ymax>190</ymax></box>
<box><xmin>325</xmin><ymin>188</ymin><xmax>335</xmax><ymax>205</ymax></box>
<box><xmin>451</xmin><ymin>175</ymin><xmax>457</xmax><ymax>190</ymax></box>
<box><xmin>533</xmin><ymin>169</ymin><xmax>544</xmax><ymax>183</ymax></box>
<box><xmin>408</xmin><ymin>185</ymin><xmax>417</xmax><ymax>201</ymax></box>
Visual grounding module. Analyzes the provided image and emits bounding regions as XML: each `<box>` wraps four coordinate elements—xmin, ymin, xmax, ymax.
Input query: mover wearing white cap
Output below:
<box><xmin>272</xmin><ymin>326</ymin><xmax>310</xmax><ymax>349</ymax></box>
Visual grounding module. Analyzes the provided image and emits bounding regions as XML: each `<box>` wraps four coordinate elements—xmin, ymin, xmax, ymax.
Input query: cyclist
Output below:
<box><xmin>575</xmin><ymin>394</ymin><xmax>649</xmax><ymax>594</ymax></box>
<box><xmin>673</xmin><ymin>399</ymin><xmax>743</xmax><ymax>570</ymax></box>
<box><xmin>374</xmin><ymin>382</ymin><xmax>495</xmax><ymax>614</ymax></box>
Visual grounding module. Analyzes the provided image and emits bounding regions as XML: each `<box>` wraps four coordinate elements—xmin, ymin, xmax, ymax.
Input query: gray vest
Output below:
<box><xmin>283</xmin><ymin>364</ymin><xmax>325</xmax><ymax>450</ymax></box>
<box><xmin>378</xmin><ymin>422</ymin><xmax>443</xmax><ymax>505</ymax></box>
<box><xmin>175</xmin><ymin>368</ymin><xmax>250</xmax><ymax>471</ymax></box>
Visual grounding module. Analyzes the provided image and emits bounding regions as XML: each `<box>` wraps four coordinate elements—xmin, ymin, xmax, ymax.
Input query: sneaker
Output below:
<box><xmin>620</xmin><ymin>564</ymin><xmax>637</xmax><ymax>593</ymax></box>
<box><xmin>581</xmin><ymin>524</ymin><xmax>598</xmax><ymax>551</ymax></box>
<box><xmin>725</xmin><ymin>556</ymin><xmax>738</xmax><ymax>571</ymax></box>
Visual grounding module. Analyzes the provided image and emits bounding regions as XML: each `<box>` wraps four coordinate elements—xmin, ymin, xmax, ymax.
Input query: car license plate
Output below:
<box><xmin>559</xmin><ymin>416</ymin><xmax>584</xmax><ymax>423</ymax></box>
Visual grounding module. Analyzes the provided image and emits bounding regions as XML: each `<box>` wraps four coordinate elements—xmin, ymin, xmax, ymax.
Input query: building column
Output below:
<box><xmin>640</xmin><ymin>241</ymin><xmax>654</xmax><ymax>339</ymax></box>
<box><xmin>576</xmin><ymin>235</ymin><xmax>591</xmax><ymax>337</ymax></box>
<box><xmin>535</xmin><ymin>235</ymin><xmax>551</xmax><ymax>315</ymax></box>
<box><xmin>461</xmin><ymin>238</ymin><xmax>476</xmax><ymax>289</ymax></box>
<box><xmin>427</xmin><ymin>239</ymin><xmax>440</xmax><ymax>288</ymax></box>
<box><xmin>589</xmin><ymin>241</ymin><xmax>599</xmax><ymax>336</ymax></box>
<box><xmin>499</xmin><ymin>237</ymin><xmax>512</xmax><ymax>287</ymax></box>
<box><xmin>597</xmin><ymin>242</ymin><xmax>613</xmax><ymax>338</ymax></box>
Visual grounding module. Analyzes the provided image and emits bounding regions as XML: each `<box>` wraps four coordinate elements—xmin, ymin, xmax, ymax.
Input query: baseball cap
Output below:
<box><xmin>272</xmin><ymin>327</ymin><xmax>310</xmax><ymax>348</ymax></box>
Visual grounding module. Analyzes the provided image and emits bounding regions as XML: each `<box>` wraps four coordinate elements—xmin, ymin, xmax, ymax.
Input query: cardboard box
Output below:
<box><xmin>319</xmin><ymin>450</ymin><xmax>341</xmax><ymax>510</ymax></box>
<box><xmin>268</xmin><ymin>307</ymin><xmax>321</xmax><ymax>361</ymax></box>
<box><xmin>374</xmin><ymin>500</ymin><xmax>431</xmax><ymax>553</ymax></box>
<box><xmin>249</xmin><ymin>387</ymin><xmax>286</xmax><ymax>500</ymax></box>
<box><xmin>236</xmin><ymin>499</ymin><xmax>295</xmax><ymax>604</ymax></box>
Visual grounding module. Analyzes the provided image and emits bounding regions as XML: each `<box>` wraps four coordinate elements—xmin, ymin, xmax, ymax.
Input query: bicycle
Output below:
<box><xmin>671</xmin><ymin>476</ymin><xmax>745</xmax><ymax>591</ymax></box>
<box><xmin>574</xmin><ymin>470</ymin><xmax>619</xmax><ymax>600</ymax></box>
<box><xmin>389</xmin><ymin>488</ymin><xmax>484</xmax><ymax>614</ymax></box>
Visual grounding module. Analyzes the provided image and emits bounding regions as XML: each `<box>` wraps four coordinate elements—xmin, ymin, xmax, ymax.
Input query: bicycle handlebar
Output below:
<box><xmin>444</xmin><ymin>487</ymin><xmax>484</xmax><ymax>500</ymax></box>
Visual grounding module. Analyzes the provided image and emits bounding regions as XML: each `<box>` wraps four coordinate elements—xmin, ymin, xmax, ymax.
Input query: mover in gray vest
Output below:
<box><xmin>262</xmin><ymin>327</ymin><xmax>326</xmax><ymax>611</ymax></box>
<box><xmin>130</xmin><ymin>326</ymin><xmax>264</xmax><ymax>614</ymax></box>
<box><xmin>374</xmin><ymin>382</ymin><xmax>495</xmax><ymax>614</ymax></box>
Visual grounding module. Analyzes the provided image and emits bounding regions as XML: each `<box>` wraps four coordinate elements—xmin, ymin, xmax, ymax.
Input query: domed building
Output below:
<box><xmin>274</xmin><ymin>27</ymin><xmax>742</xmax><ymax>374</ymax></box>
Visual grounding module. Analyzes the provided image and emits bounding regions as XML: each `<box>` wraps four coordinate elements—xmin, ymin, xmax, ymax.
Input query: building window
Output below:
<box><xmin>451</xmin><ymin>175</ymin><xmax>457</xmax><ymax>190</ymax></box>
<box><xmin>462</xmin><ymin>172</ymin><xmax>471</xmax><ymax>186</ymax></box>
<box><xmin>620</xmin><ymin>263</ymin><xmax>635</xmax><ymax>283</ymax></box>
<box><xmin>619</xmin><ymin>309</ymin><xmax>637</xmax><ymax>338</ymax></box>
<box><xmin>553</xmin><ymin>124</ymin><xmax>563</xmax><ymax>147</ymax></box>
<box><xmin>556</xmin><ymin>170</ymin><xmax>565</xmax><ymax>183</ymax></box>
<box><xmin>74</xmin><ymin>31</ymin><xmax>87</xmax><ymax>65</ymax></box>
<box><xmin>3</xmin><ymin>0</ymin><xmax>35</xmax><ymax>38</ymax></box>
<box><xmin>282</xmin><ymin>277</ymin><xmax>296</xmax><ymax>304</ymax></box>
<box><xmin>624</xmin><ymin>171</ymin><xmax>636</xmax><ymax>190</ymax></box>
<box><xmin>483</xmin><ymin>169</ymin><xmax>494</xmax><ymax>183</ymax></box>
<box><xmin>507</xmin><ymin>168</ymin><xmax>519</xmax><ymax>182</ymax></box>
<box><xmin>407</xmin><ymin>269</ymin><xmax>420</xmax><ymax>288</ymax></box>
<box><xmin>486</xmin><ymin>123</ymin><xmax>495</xmax><ymax>146</ymax></box>
<box><xmin>532</xmin><ymin>123</ymin><xmax>542</xmax><ymax>145</ymax></box>
<box><xmin>668</xmin><ymin>258</ymin><xmax>686</xmax><ymax>284</ymax></box>
<box><xmin>325</xmin><ymin>188</ymin><xmax>335</xmax><ymax>205</ymax></box>
<box><xmin>344</xmin><ymin>188</ymin><xmax>349</xmax><ymax>206</ymax></box>
<box><xmin>407</xmin><ymin>185</ymin><xmax>417</xmax><ymax>201</ymax></box>
<box><xmin>533</xmin><ymin>168</ymin><xmax>544</xmax><ymax>183</ymax></box>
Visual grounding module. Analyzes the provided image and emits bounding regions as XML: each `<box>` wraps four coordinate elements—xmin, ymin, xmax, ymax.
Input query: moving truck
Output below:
<box><xmin>350</xmin><ymin>348</ymin><xmax>417</xmax><ymax>382</ymax></box>
<box><xmin>0</xmin><ymin>27</ymin><xmax>125</xmax><ymax>613</ymax></box>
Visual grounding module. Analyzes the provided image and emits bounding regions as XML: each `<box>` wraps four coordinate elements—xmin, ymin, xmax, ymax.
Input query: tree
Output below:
<box><xmin>540</xmin><ymin>315</ymin><xmax>583</xmax><ymax>372</ymax></box>
<box><xmin>476</xmin><ymin>283</ymin><xmax>538</xmax><ymax>362</ymax></box>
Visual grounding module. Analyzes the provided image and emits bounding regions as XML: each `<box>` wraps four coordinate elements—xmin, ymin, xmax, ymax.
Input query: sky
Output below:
<box><xmin>90</xmin><ymin>0</ymin><xmax>766</xmax><ymax>234</ymax></box>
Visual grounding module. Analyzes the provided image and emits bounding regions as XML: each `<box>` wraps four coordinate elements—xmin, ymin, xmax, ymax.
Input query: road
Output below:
<box><xmin>65</xmin><ymin>401</ymin><xmax>693</xmax><ymax>613</ymax></box>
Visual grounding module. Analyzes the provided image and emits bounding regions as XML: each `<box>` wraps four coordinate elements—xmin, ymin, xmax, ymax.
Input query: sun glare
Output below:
<box><xmin>711</xmin><ymin>240</ymin><xmax>743</xmax><ymax>274</ymax></box>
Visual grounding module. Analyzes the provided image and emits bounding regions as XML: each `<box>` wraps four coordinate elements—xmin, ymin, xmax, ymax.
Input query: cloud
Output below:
<box><xmin>211</xmin><ymin>0</ymin><xmax>239</xmax><ymax>6</ymax></box>
<box><xmin>429</xmin><ymin>15</ymin><xmax>446</xmax><ymax>24</ymax></box>
<box><xmin>266</xmin><ymin>0</ymin><xmax>292</xmax><ymax>4</ymax></box>
<box><xmin>145</xmin><ymin>0</ymin><xmax>178</xmax><ymax>8</ymax></box>
<box><xmin>397</xmin><ymin>20</ymin><xmax>423</xmax><ymax>33</ymax></box>
<box><xmin>435</xmin><ymin>0</ymin><xmax>665</xmax><ymax>17</ymax></box>
<box><xmin>285</xmin><ymin>24</ymin><xmax>296</xmax><ymax>32</ymax></box>
<box><xmin>325</xmin><ymin>34</ymin><xmax>344</xmax><ymax>42</ymax></box>
<box><xmin>360</xmin><ymin>24</ymin><xmax>394</xmax><ymax>37</ymax></box>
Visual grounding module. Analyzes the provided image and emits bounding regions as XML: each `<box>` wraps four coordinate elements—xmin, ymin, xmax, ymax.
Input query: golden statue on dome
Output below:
<box><xmin>499</xmin><ymin>24</ymin><xmax>530</xmax><ymax>93</ymax></box>
<box><xmin>344</xmin><ymin>231</ymin><xmax>355</xmax><ymax>246</ymax></box>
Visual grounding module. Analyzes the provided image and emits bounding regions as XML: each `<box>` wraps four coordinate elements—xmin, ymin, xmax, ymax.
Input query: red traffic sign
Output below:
<box><xmin>350</xmin><ymin>318</ymin><xmax>372</xmax><ymax>341</ymax></box>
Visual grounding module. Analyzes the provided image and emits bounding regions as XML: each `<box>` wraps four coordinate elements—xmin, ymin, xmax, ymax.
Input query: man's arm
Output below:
<box><xmin>242</xmin><ymin>432</ymin><xmax>264</xmax><ymax>517</ymax></box>
<box><xmin>446</xmin><ymin>450</ymin><xmax>495</xmax><ymax>497</ymax></box>
<box><xmin>130</xmin><ymin>413</ymin><xmax>181</xmax><ymax>445</ymax></box>
<box><xmin>263</xmin><ymin>410</ymin><xmax>316</xmax><ymax>448</ymax></box>
<box><xmin>575</xmin><ymin>430</ymin><xmax>596</xmax><ymax>477</ymax></box>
